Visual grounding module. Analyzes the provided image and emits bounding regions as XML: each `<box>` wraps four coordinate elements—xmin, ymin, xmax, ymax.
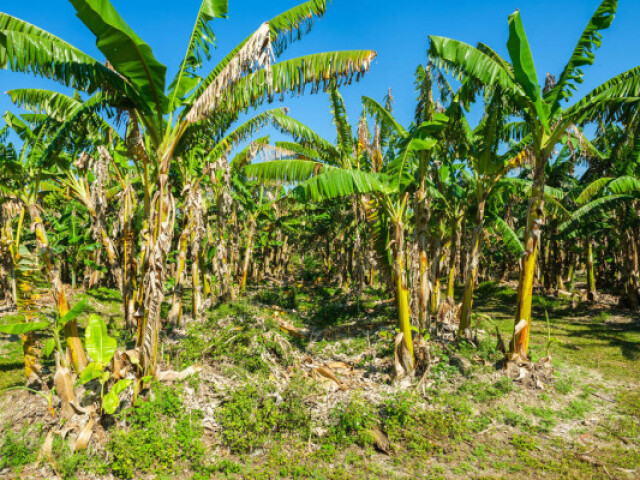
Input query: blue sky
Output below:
<box><xmin>2</xmin><ymin>0</ymin><xmax>640</xmax><ymax>150</ymax></box>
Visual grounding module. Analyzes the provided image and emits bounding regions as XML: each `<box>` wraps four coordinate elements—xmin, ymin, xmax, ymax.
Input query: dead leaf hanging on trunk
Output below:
<box><xmin>72</xmin><ymin>415</ymin><xmax>96</xmax><ymax>452</ymax></box>
<box><xmin>53</xmin><ymin>362</ymin><xmax>77</xmax><ymax>419</ymax></box>
<box><xmin>394</xmin><ymin>332</ymin><xmax>414</xmax><ymax>379</ymax></box>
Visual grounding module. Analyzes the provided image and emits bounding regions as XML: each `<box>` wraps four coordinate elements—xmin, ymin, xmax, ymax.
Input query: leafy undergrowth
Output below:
<box><xmin>0</xmin><ymin>284</ymin><xmax>639</xmax><ymax>479</ymax></box>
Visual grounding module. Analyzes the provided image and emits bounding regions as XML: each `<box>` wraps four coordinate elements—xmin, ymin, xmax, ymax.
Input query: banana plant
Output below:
<box><xmin>1</xmin><ymin>0</ymin><xmax>376</xmax><ymax>377</ymax></box>
<box><xmin>444</xmin><ymin>84</ymin><xmax>532</xmax><ymax>337</ymax></box>
<box><xmin>0</xmin><ymin>299</ymin><xmax>87</xmax><ymax>383</ymax></box>
<box><xmin>80</xmin><ymin>314</ymin><xmax>132</xmax><ymax>415</ymax></box>
<box><xmin>1</xmin><ymin>111</ymin><xmax>88</xmax><ymax>371</ymax></box>
<box><xmin>247</xmin><ymin>114</ymin><xmax>445</xmax><ymax>366</ymax></box>
<box><xmin>427</xmin><ymin>0</ymin><xmax>640</xmax><ymax>360</ymax></box>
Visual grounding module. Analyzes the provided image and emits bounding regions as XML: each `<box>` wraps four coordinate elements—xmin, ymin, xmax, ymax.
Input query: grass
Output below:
<box><xmin>472</xmin><ymin>281</ymin><xmax>640</xmax><ymax>382</ymax></box>
<box><xmin>0</xmin><ymin>282</ymin><xmax>638</xmax><ymax>479</ymax></box>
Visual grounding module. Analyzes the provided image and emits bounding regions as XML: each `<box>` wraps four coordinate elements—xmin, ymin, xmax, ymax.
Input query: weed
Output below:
<box><xmin>499</xmin><ymin>407</ymin><xmax>530</xmax><ymax>428</ymax></box>
<box><xmin>558</xmin><ymin>399</ymin><xmax>592</xmax><ymax>420</ymax></box>
<box><xmin>326</xmin><ymin>394</ymin><xmax>377</xmax><ymax>447</ymax></box>
<box><xmin>525</xmin><ymin>406</ymin><xmax>557</xmax><ymax>433</ymax></box>
<box><xmin>0</xmin><ymin>424</ymin><xmax>40</xmax><ymax>470</ymax></box>
<box><xmin>554</xmin><ymin>374</ymin><xmax>575</xmax><ymax>395</ymax></box>
<box><xmin>458</xmin><ymin>376</ymin><xmax>514</xmax><ymax>403</ymax></box>
<box><xmin>593</xmin><ymin>311</ymin><xmax>611</xmax><ymax>322</ymax></box>
<box><xmin>51</xmin><ymin>436</ymin><xmax>108</xmax><ymax>479</ymax></box>
<box><xmin>217</xmin><ymin>377</ymin><xmax>314</xmax><ymax>453</ymax></box>
<box><xmin>511</xmin><ymin>433</ymin><xmax>539</xmax><ymax>452</ymax></box>
<box><xmin>107</xmin><ymin>384</ymin><xmax>206</xmax><ymax>479</ymax></box>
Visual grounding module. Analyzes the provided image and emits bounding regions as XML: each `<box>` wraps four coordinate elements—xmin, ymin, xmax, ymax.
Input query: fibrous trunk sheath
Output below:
<box><xmin>459</xmin><ymin>197</ymin><xmax>486</xmax><ymax>337</ymax></box>
<box><xmin>511</xmin><ymin>157</ymin><xmax>546</xmax><ymax>360</ymax></box>
<box><xmin>393</xmin><ymin>219</ymin><xmax>414</xmax><ymax>363</ymax></box>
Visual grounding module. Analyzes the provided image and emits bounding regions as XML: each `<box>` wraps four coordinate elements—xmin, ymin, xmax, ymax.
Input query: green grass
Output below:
<box><xmin>472</xmin><ymin>282</ymin><xmax>640</xmax><ymax>382</ymax></box>
<box><xmin>1</xmin><ymin>283</ymin><xmax>639</xmax><ymax>479</ymax></box>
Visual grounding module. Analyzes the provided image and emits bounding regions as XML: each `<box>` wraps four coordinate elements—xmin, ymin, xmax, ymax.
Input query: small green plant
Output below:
<box><xmin>554</xmin><ymin>375</ymin><xmax>575</xmax><ymax>395</ymax></box>
<box><xmin>458</xmin><ymin>377</ymin><xmax>514</xmax><ymax>403</ymax></box>
<box><xmin>511</xmin><ymin>433</ymin><xmax>539</xmax><ymax>453</ymax></box>
<box><xmin>500</xmin><ymin>407</ymin><xmax>530</xmax><ymax>428</ymax></box>
<box><xmin>108</xmin><ymin>384</ymin><xmax>205</xmax><ymax>479</ymax></box>
<box><xmin>51</xmin><ymin>435</ymin><xmax>108</xmax><ymax>479</ymax></box>
<box><xmin>217</xmin><ymin>378</ymin><xmax>314</xmax><ymax>453</ymax></box>
<box><xmin>79</xmin><ymin>315</ymin><xmax>131</xmax><ymax>415</ymax></box>
<box><xmin>0</xmin><ymin>425</ymin><xmax>39</xmax><ymax>469</ymax></box>
<box><xmin>593</xmin><ymin>311</ymin><xmax>611</xmax><ymax>322</ymax></box>
<box><xmin>558</xmin><ymin>399</ymin><xmax>592</xmax><ymax>420</ymax></box>
<box><xmin>525</xmin><ymin>406</ymin><xmax>557</xmax><ymax>433</ymax></box>
<box><xmin>327</xmin><ymin>394</ymin><xmax>377</xmax><ymax>447</ymax></box>
<box><xmin>0</xmin><ymin>299</ymin><xmax>88</xmax><ymax>369</ymax></box>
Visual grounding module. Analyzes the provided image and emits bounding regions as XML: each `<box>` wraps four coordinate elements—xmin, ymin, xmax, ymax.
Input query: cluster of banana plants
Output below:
<box><xmin>0</xmin><ymin>0</ymin><xmax>376</xmax><ymax>385</ymax></box>
<box><xmin>243</xmin><ymin>0</ymin><xmax>640</xmax><ymax>372</ymax></box>
<box><xmin>1</xmin><ymin>0</ymin><xmax>640</xmax><ymax>405</ymax></box>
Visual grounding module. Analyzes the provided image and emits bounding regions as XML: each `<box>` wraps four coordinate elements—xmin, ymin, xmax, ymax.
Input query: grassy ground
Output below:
<box><xmin>0</xmin><ymin>281</ymin><xmax>639</xmax><ymax>479</ymax></box>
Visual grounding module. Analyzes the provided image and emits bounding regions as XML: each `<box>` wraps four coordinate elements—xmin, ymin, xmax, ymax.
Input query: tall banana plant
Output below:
<box><xmin>446</xmin><ymin>86</ymin><xmax>532</xmax><ymax>337</ymax></box>
<box><xmin>0</xmin><ymin>112</ymin><xmax>88</xmax><ymax>371</ymax></box>
<box><xmin>247</xmin><ymin>113</ymin><xmax>444</xmax><ymax>367</ymax></box>
<box><xmin>428</xmin><ymin>0</ymin><xmax>640</xmax><ymax>360</ymax></box>
<box><xmin>1</xmin><ymin>0</ymin><xmax>376</xmax><ymax>377</ymax></box>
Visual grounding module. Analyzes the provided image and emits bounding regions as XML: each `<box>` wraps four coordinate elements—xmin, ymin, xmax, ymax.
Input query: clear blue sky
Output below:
<box><xmin>2</xmin><ymin>0</ymin><xmax>640</xmax><ymax>149</ymax></box>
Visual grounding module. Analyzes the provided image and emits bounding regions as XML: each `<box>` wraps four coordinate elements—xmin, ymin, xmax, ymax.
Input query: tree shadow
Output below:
<box><xmin>551</xmin><ymin>319</ymin><xmax>640</xmax><ymax>361</ymax></box>
<box><xmin>0</xmin><ymin>361</ymin><xmax>23</xmax><ymax>372</ymax></box>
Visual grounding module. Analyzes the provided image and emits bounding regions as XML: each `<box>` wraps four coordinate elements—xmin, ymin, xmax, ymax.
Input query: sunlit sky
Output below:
<box><xmin>2</xmin><ymin>0</ymin><xmax>639</xmax><ymax>154</ymax></box>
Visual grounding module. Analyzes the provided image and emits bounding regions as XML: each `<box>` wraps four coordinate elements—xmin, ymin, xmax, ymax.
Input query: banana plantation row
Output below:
<box><xmin>0</xmin><ymin>0</ymin><xmax>639</xmax><ymax>401</ymax></box>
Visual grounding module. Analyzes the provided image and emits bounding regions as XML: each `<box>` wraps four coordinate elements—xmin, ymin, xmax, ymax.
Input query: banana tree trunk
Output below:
<box><xmin>415</xmin><ymin>189</ymin><xmax>431</xmax><ymax>331</ymax></box>
<box><xmin>446</xmin><ymin>215</ymin><xmax>461</xmax><ymax>302</ymax></box>
<box><xmin>240</xmin><ymin>217</ymin><xmax>256</xmax><ymax>294</ymax></box>
<box><xmin>192</xmin><ymin>256</ymin><xmax>201</xmax><ymax>316</ymax></box>
<box><xmin>459</xmin><ymin>197</ymin><xmax>486</xmax><ymax>336</ymax></box>
<box><xmin>460</xmin><ymin>219</ymin><xmax>468</xmax><ymax>284</ymax></box>
<box><xmin>168</xmin><ymin>226</ymin><xmax>189</xmax><ymax>325</ymax></box>
<box><xmin>393</xmin><ymin>218</ymin><xmax>413</xmax><ymax>361</ymax></box>
<box><xmin>91</xmin><ymin>148</ymin><xmax>123</xmax><ymax>292</ymax></box>
<box><xmin>189</xmin><ymin>189</ymin><xmax>204</xmax><ymax>317</ymax></box>
<box><xmin>0</xmin><ymin>206</ymin><xmax>17</xmax><ymax>309</ymax></box>
<box><xmin>586</xmin><ymin>236</ymin><xmax>597</xmax><ymax>302</ymax></box>
<box><xmin>137</xmin><ymin>171</ymin><xmax>176</xmax><ymax>377</ymax></box>
<box><xmin>621</xmin><ymin>230</ymin><xmax>638</xmax><ymax>308</ymax></box>
<box><xmin>28</xmin><ymin>204</ymin><xmax>86</xmax><ymax>372</ymax></box>
<box><xmin>120</xmin><ymin>186</ymin><xmax>136</xmax><ymax>328</ymax></box>
<box><xmin>511</xmin><ymin>157</ymin><xmax>545</xmax><ymax>360</ymax></box>
<box><xmin>429</xmin><ymin>229</ymin><xmax>445</xmax><ymax>318</ymax></box>
<box><xmin>553</xmin><ymin>238</ymin><xmax>565</xmax><ymax>292</ymax></box>
<box><xmin>214</xmin><ymin>163</ymin><xmax>234</xmax><ymax>302</ymax></box>
<box><xmin>567</xmin><ymin>254</ymin><xmax>576</xmax><ymax>294</ymax></box>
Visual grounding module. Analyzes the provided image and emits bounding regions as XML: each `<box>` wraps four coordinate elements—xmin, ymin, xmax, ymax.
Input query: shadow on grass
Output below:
<box><xmin>85</xmin><ymin>287</ymin><xmax>123</xmax><ymax>303</ymax></box>
<box><xmin>0</xmin><ymin>361</ymin><xmax>23</xmax><ymax>373</ymax></box>
<box><xmin>471</xmin><ymin>280</ymin><xmax>640</xmax><ymax>364</ymax></box>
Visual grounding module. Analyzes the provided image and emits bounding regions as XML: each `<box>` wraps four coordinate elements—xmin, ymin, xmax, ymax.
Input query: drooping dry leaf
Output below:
<box><xmin>370</xmin><ymin>425</ymin><xmax>391</xmax><ymax>455</ymax></box>
<box><xmin>53</xmin><ymin>365</ymin><xmax>77</xmax><ymax>419</ymax></box>
<box><xmin>157</xmin><ymin>365</ymin><xmax>202</xmax><ymax>382</ymax></box>
<box><xmin>394</xmin><ymin>333</ymin><xmax>414</xmax><ymax>379</ymax></box>
<box><xmin>72</xmin><ymin>416</ymin><xmax>95</xmax><ymax>452</ymax></box>
<box><xmin>38</xmin><ymin>431</ymin><xmax>54</xmax><ymax>464</ymax></box>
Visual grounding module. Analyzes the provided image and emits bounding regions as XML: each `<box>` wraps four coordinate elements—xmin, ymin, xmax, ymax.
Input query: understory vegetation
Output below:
<box><xmin>1</xmin><ymin>285</ymin><xmax>639</xmax><ymax>478</ymax></box>
<box><xmin>0</xmin><ymin>0</ymin><xmax>639</xmax><ymax>478</ymax></box>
